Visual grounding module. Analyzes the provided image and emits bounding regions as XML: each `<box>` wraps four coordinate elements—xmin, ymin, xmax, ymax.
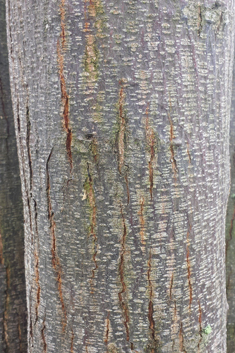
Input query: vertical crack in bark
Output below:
<box><xmin>41</xmin><ymin>316</ymin><xmax>47</xmax><ymax>353</ymax></box>
<box><xmin>3</xmin><ymin>266</ymin><xmax>10</xmax><ymax>352</ymax></box>
<box><xmin>179</xmin><ymin>322</ymin><xmax>187</xmax><ymax>353</ymax></box>
<box><xmin>57</xmin><ymin>2</ymin><xmax>73</xmax><ymax>172</ymax></box>
<box><xmin>145</xmin><ymin>105</ymin><xmax>155</xmax><ymax>201</ymax></box>
<box><xmin>186</xmin><ymin>226</ymin><xmax>193</xmax><ymax>310</ymax></box>
<box><xmin>29</xmin><ymin>290</ymin><xmax>33</xmax><ymax>341</ymax></box>
<box><xmin>16</xmin><ymin>100</ymin><xmax>33</xmax><ymax>242</ymax></box>
<box><xmin>60</xmin><ymin>0</ymin><xmax>66</xmax><ymax>49</ymax></box>
<box><xmin>138</xmin><ymin>197</ymin><xmax>146</xmax><ymax>252</ymax></box>
<box><xmin>26</xmin><ymin>103</ymin><xmax>33</xmax><ymax>190</ymax></box>
<box><xmin>148</xmin><ymin>250</ymin><xmax>155</xmax><ymax>339</ymax></box>
<box><xmin>118</xmin><ymin>205</ymin><xmax>129</xmax><ymax>341</ymax></box>
<box><xmin>147</xmin><ymin>250</ymin><xmax>160</xmax><ymax>351</ymax></box>
<box><xmin>70</xmin><ymin>329</ymin><xmax>74</xmax><ymax>352</ymax></box>
<box><xmin>46</xmin><ymin>149</ymin><xmax>67</xmax><ymax>330</ymax></box>
<box><xmin>34</xmin><ymin>251</ymin><xmax>41</xmax><ymax>325</ymax></box>
<box><xmin>118</xmin><ymin>81</ymin><xmax>126</xmax><ymax>175</ymax></box>
<box><xmin>84</xmin><ymin>163</ymin><xmax>98</xmax><ymax>285</ymax></box>
<box><xmin>198</xmin><ymin>6</ymin><xmax>203</xmax><ymax>37</ymax></box>
<box><xmin>168</xmin><ymin>113</ymin><xmax>177</xmax><ymax>177</ymax></box>
<box><xmin>186</xmin><ymin>143</ymin><xmax>191</xmax><ymax>164</ymax></box>
<box><xmin>197</xmin><ymin>301</ymin><xmax>202</xmax><ymax>352</ymax></box>
<box><xmin>169</xmin><ymin>272</ymin><xmax>174</xmax><ymax>300</ymax></box>
<box><xmin>104</xmin><ymin>311</ymin><xmax>110</xmax><ymax>346</ymax></box>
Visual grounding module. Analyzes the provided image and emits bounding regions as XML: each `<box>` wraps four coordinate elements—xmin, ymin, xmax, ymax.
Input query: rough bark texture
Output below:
<box><xmin>0</xmin><ymin>0</ymin><xmax>27</xmax><ymax>351</ymax></box>
<box><xmin>6</xmin><ymin>0</ymin><xmax>235</xmax><ymax>352</ymax></box>
<box><xmin>226</xmin><ymin>42</ymin><xmax>235</xmax><ymax>353</ymax></box>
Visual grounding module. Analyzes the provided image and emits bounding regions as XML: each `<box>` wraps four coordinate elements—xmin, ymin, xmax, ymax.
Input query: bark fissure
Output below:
<box><xmin>84</xmin><ymin>163</ymin><xmax>98</xmax><ymax>283</ymax></box>
<box><xmin>26</xmin><ymin>103</ymin><xmax>33</xmax><ymax>190</ymax></box>
<box><xmin>46</xmin><ymin>149</ymin><xmax>67</xmax><ymax>329</ymax></box>
<box><xmin>34</xmin><ymin>252</ymin><xmax>41</xmax><ymax>325</ymax></box>
<box><xmin>118</xmin><ymin>82</ymin><xmax>126</xmax><ymax>175</ymax></box>
<box><xmin>118</xmin><ymin>205</ymin><xmax>129</xmax><ymax>342</ymax></box>
<box><xmin>41</xmin><ymin>316</ymin><xmax>47</xmax><ymax>353</ymax></box>
<box><xmin>145</xmin><ymin>106</ymin><xmax>155</xmax><ymax>201</ymax></box>
<box><xmin>57</xmin><ymin>3</ymin><xmax>73</xmax><ymax>172</ymax></box>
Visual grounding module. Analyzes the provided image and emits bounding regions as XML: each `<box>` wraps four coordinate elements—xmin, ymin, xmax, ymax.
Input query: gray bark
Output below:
<box><xmin>6</xmin><ymin>0</ymin><xmax>235</xmax><ymax>352</ymax></box>
<box><xmin>0</xmin><ymin>0</ymin><xmax>27</xmax><ymax>351</ymax></box>
<box><xmin>226</xmin><ymin>37</ymin><xmax>235</xmax><ymax>352</ymax></box>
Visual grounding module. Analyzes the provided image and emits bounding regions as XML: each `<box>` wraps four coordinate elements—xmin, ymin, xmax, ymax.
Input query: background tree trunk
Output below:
<box><xmin>0</xmin><ymin>0</ymin><xmax>27</xmax><ymax>351</ymax></box>
<box><xmin>6</xmin><ymin>0</ymin><xmax>235</xmax><ymax>352</ymax></box>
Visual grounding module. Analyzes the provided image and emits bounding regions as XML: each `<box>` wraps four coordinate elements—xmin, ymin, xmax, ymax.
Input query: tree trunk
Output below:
<box><xmin>226</xmin><ymin>37</ymin><xmax>235</xmax><ymax>353</ymax></box>
<box><xmin>0</xmin><ymin>0</ymin><xmax>27</xmax><ymax>351</ymax></box>
<box><xmin>6</xmin><ymin>0</ymin><xmax>235</xmax><ymax>352</ymax></box>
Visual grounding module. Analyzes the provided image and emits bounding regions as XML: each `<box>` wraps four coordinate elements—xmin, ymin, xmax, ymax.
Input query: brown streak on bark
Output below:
<box><xmin>34</xmin><ymin>251</ymin><xmax>41</xmax><ymax>325</ymax></box>
<box><xmin>70</xmin><ymin>329</ymin><xmax>74</xmax><ymax>352</ymax></box>
<box><xmin>104</xmin><ymin>312</ymin><xmax>110</xmax><ymax>345</ymax></box>
<box><xmin>57</xmin><ymin>38</ymin><xmax>73</xmax><ymax>172</ymax></box>
<box><xmin>118</xmin><ymin>81</ymin><xmax>126</xmax><ymax>174</ymax></box>
<box><xmin>145</xmin><ymin>105</ymin><xmax>155</xmax><ymax>200</ymax></box>
<box><xmin>41</xmin><ymin>316</ymin><xmax>47</xmax><ymax>353</ymax></box>
<box><xmin>3</xmin><ymin>266</ymin><xmax>10</xmax><ymax>351</ymax></box>
<box><xmin>46</xmin><ymin>149</ymin><xmax>67</xmax><ymax>330</ymax></box>
<box><xmin>118</xmin><ymin>205</ymin><xmax>129</xmax><ymax>341</ymax></box>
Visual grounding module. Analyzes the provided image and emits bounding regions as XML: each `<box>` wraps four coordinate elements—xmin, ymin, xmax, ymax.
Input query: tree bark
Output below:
<box><xmin>226</xmin><ymin>37</ymin><xmax>235</xmax><ymax>353</ymax></box>
<box><xmin>6</xmin><ymin>0</ymin><xmax>235</xmax><ymax>352</ymax></box>
<box><xmin>0</xmin><ymin>0</ymin><xmax>27</xmax><ymax>351</ymax></box>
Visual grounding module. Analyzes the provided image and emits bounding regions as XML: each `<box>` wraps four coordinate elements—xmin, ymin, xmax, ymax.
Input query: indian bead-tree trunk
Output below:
<box><xmin>5</xmin><ymin>0</ymin><xmax>235</xmax><ymax>352</ymax></box>
<box><xmin>226</xmin><ymin>26</ymin><xmax>235</xmax><ymax>352</ymax></box>
<box><xmin>0</xmin><ymin>0</ymin><xmax>27</xmax><ymax>351</ymax></box>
